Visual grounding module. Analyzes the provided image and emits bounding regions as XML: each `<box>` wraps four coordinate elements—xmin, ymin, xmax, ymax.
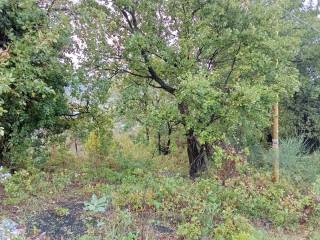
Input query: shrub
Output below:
<box><xmin>279</xmin><ymin>138</ymin><xmax>320</xmax><ymax>183</ymax></box>
<box><xmin>177</xmin><ymin>221</ymin><xmax>202</xmax><ymax>240</ymax></box>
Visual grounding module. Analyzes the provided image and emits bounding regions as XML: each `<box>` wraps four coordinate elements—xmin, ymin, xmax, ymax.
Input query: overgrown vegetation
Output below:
<box><xmin>1</xmin><ymin>0</ymin><xmax>320</xmax><ymax>239</ymax></box>
<box><xmin>1</xmin><ymin>134</ymin><xmax>320</xmax><ymax>239</ymax></box>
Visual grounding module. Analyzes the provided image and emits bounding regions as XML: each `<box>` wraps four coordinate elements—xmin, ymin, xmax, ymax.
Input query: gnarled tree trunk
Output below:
<box><xmin>187</xmin><ymin>130</ymin><xmax>209</xmax><ymax>178</ymax></box>
<box><xmin>178</xmin><ymin>102</ymin><xmax>211</xmax><ymax>178</ymax></box>
<box><xmin>157</xmin><ymin>122</ymin><xmax>172</xmax><ymax>155</ymax></box>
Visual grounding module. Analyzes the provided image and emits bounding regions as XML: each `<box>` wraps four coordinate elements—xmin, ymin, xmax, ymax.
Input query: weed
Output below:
<box><xmin>84</xmin><ymin>194</ymin><xmax>111</xmax><ymax>213</ymax></box>
<box><xmin>54</xmin><ymin>207</ymin><xmax>70</xmax><ymax>217</ymax></box>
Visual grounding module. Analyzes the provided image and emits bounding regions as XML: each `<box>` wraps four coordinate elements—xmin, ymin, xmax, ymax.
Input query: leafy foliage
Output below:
<box><xmin>0</xmin><ymin>0</ymin><xmax>71</xmax><ymax>167</ymax></box>
<box><xmin>75</xmin><ymin>0</ymin><xmax>301</xmax><ymax>145</ymax></box>
<box><xmin>280</xmin><ymin>4</ymin><xmax>320</xmax><ymax>149</ymax></box>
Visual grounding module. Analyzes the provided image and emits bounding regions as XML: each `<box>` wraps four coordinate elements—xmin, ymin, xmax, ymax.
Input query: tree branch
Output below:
<box><xmin>141</xmin><ymin>50</ymin><xmax>176</xmax><ymax>94</ymax></box>
<box><xmin>119</xmin><ymin>6</ymin><xmax>176</xmax><ymax>95</ymax></box>
<box><xmin>225</xmin><ymin>45</ymin><xmax>241</xmax><ymax>85</ymax></box>
<box><xmin>121</xmin><ymin>9</ymin><xmax>134</xmax><ymax>32</ymax></box>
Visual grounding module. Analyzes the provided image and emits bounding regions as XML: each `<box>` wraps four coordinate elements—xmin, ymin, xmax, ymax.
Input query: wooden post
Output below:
<box><xmin>272</xmin><ymin>103</ymin><xmax>280</xmax><ymax>182</ymax></box>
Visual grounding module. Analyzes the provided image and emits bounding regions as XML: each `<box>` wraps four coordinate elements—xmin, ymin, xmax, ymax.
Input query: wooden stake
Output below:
<box><xmin>272</xmin><ymin>103</ymin><xmax>280</xmax><ymax>182</ymax></box>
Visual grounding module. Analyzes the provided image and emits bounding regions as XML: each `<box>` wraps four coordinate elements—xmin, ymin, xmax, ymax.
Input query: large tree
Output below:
<box><xmin>0</xmin><ymin>0</ymin><xmax>71</xmax><ymax>167</ymax></box>
<box><xmin>75</xmin><ymin>0</ymin><xmax>301</xmax><ymax>177</ymax></box>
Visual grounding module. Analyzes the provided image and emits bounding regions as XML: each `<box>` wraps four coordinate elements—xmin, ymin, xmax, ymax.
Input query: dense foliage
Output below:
<box><xmin>0</xmin><ymin>0</ymin><xmax>71</xmax><ymax>167</ymax></box>
<box><xmin>281</xmin><ymin>5</ymin><xmax>320</xmax><ymax>150</ymax></box>
<box><xmin>73</xmin><ymin>0</ymin><xmax>304</xmax><ymax>176</ymax></box>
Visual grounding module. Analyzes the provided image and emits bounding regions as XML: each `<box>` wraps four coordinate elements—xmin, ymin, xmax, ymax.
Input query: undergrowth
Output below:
<box><xmin>1</xmin><ymin>134</ymin><xmax>320</xmax><ymax>239</ymax></box>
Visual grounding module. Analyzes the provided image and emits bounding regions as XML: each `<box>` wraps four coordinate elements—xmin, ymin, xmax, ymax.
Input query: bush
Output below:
<box><xmin>8</xmin><ymin>133</ymin><xmax>50</xmax><ymax>169</ymax></box>
<box><xmin>177</xmin><ymin>221</ymin><xmax>202</xmax><ymax>240</ymax></box>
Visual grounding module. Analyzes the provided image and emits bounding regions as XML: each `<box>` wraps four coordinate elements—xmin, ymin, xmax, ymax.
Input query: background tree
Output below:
<box><xmin>116</xmin><ymin>81</ymin><xmax>180</xmax><ymax>155</ymax></box>
<box><xmin>281</xmin><ymin>3</ymin><xmax>320</xmax><ymax>151</ymax></box>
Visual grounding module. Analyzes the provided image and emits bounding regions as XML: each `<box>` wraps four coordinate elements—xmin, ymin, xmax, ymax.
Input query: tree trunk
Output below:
<box><xmin>74</xmin><ymin>138</ymin><xmax>78</xmax><ymax>155</ymax></box>
<box><xmin>187</xmin><ymin>130</ymin><xmax>208</xmax><ymax>178</ymax></box>
<box><xmin>272</xmin><ymin>103</ymin><xmax>280</xmax><ymax>183</ymax></box>
<box><xmin>157</xmin><ymin>131</ymin><xmax>162</xmax><ymax>155</ymax></box>
<box><xmin>163</xmin><ymin>122</ymin><xmax>172</xmax><ymax>155</ymax></box>
<box><xmin>178</xmin><ymin>102</ymin><xmax>209</xmax><ymax>178</ymax></box>
<box><xmin>0</xmin><ymin>133</ymin><xmax>10</xmax><ymax>167</ymax></box>
<box><xmin>157</xmin><ymin>124</ymin><xmax>171</xmax><ymax>155</ymax></box>
<box><xmin>145</xmin><ymin>127</ymin><xmax>150</xmax><ymax>143</ymax></box>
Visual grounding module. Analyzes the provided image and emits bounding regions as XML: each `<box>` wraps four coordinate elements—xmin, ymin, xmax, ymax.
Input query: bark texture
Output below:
<box><xmin>187</xmin><ymin>130</ymin><xmax>208</xmax><ymax>178</ymax></box>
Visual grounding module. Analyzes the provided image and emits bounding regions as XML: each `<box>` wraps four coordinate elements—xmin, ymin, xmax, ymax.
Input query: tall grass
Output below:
<box><xmin>250</xmin><ymin>137</ymin><xmax>320</xmax><ymax>183</ymax></box>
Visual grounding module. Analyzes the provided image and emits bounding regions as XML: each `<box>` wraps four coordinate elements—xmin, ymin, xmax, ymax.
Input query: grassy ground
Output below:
<box><xmin>1</xmin><ymin>135</ymin><xmax>320</xmax><ymax>239</ymax></box>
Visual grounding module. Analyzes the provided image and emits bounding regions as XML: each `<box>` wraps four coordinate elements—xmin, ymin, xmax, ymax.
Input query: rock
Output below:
<box><xmin>152</xmin><ymin>224</ymin><xmax>175</xmax><ymax>234</ymax></box>
<box><xmin>0</xmin><ymin>218</ymin><xmax>24</xmax><ymax>240</ymax></box>
<box><xmin>0</xmin><ymin>166</ymin><xmax>11</xmax><ymax>183</ymax></box>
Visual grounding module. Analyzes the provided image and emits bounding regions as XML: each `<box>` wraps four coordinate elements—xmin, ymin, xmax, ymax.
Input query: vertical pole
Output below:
<box><xmin>272</xmin><ymin>103</ymin><xmax>280</xmax><ymax>182</ymax></box>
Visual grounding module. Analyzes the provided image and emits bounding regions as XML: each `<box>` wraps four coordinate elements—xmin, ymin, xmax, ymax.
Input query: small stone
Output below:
<box><xmin>0</xmin><ymin>218</ymin><xmax>24</xmax><ymax>240</ymax></box>
<box><xmin>0</xmin><ymin>166</ymin><xmax>11</xmax><ymax>183</ymax></box>
<box><xmin>152</xmin><ymin>224</ymin><xmax>175</xmax><ymax>234</ymax></box>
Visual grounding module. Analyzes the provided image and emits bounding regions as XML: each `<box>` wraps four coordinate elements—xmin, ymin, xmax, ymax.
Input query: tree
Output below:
<box><xmin>75</xmin><ymin>0</ymin><xmax>301</xmax><ymax>177</ymax></box>
<box><xmin>0</xmin><ymin>0</ymin><xmax>71</xmax><ymax>167</ymax></box>
<box><xmin>116</xmin><ymin>81</ymin><xmax>179</xmax><ymax>154</ymax></box>
<box><xmin>281</xmin><ymin>3</ymin><xmax>320</xmax><ymax>151</ymax></box>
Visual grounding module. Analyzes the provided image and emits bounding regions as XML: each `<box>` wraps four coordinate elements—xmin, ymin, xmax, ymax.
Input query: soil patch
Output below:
<box><xmin>26</xmin><ymin>202</ymin><xmax>86</xmax><ymax>240</ymax></box>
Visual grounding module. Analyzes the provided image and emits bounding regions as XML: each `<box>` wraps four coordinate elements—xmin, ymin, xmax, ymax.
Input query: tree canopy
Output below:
<box><xmin>74</xmin><ymin>0</ymin><xmax>302</xmax><ymax>176</ymax></box>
